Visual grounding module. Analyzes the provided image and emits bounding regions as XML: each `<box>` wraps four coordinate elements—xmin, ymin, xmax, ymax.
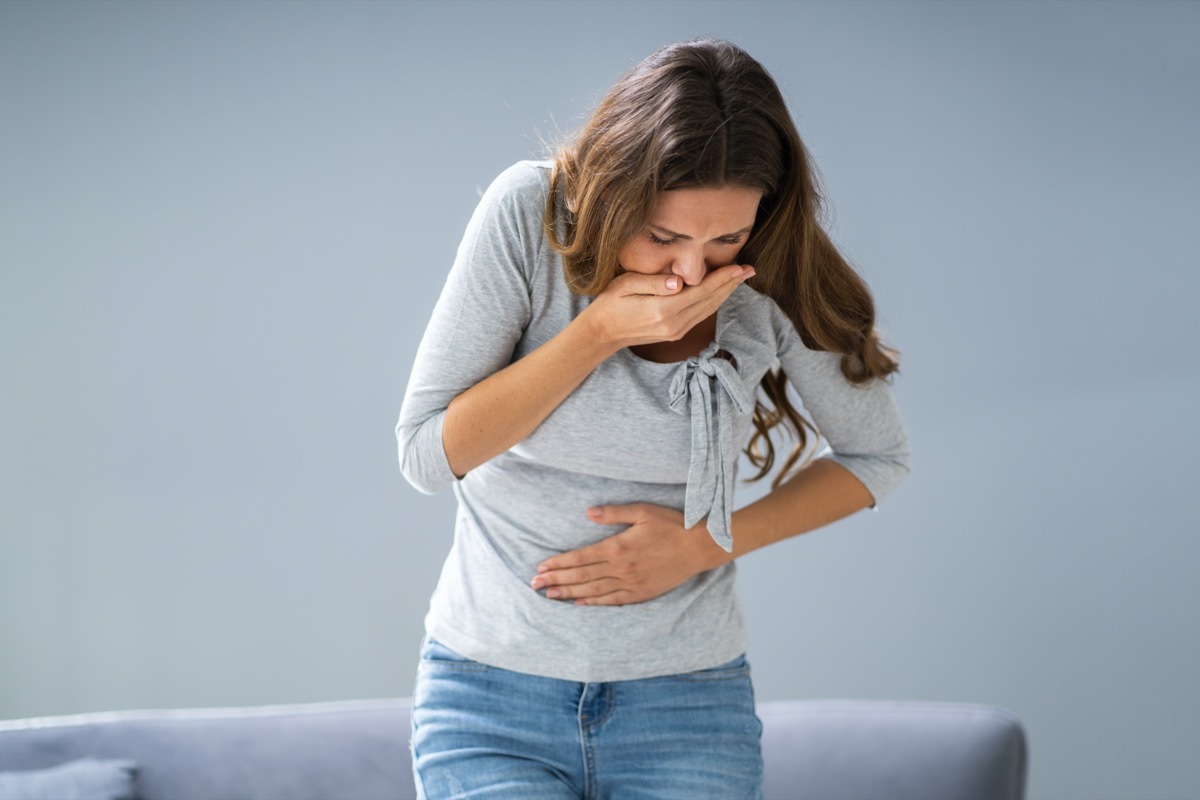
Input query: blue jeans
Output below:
<box><xmin>410</xmin><ymin>637</ymin><xmax>764</xmax><ymax>799</ymax></box>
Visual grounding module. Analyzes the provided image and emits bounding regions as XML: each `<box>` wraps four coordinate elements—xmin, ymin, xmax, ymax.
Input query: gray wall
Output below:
<box><xmin>2</xmin><ymin>2</ymin><xmax>1196</xmax><ymax>798</ymax></box>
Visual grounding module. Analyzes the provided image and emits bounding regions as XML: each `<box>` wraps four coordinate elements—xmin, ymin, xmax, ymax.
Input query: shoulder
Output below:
<box><xmin>723</xmin><ymin>283</ymin><xmax>841</xmax><ymax>374</ymax></box>
<box><xmin>482</xmin><ymin>160</ymin><xmax>554</xmax><ymax>208</ymax></box>
<box><xmin>463</xmin><ymin>161</ymin><xmax>554</xmax><ymax>254</ymax></box>
<box><xmin>714</xmin><ymin>283</ymin><xmax>798</xmax><ymax>375</ymax></box>
<box><xmin>724</xmin><ymin>283</ymin><xmax>798</xmax><ymax>345</ymax></box>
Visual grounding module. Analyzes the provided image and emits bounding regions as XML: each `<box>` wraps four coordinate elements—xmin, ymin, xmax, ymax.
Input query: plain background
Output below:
<box><xmin>2</xmin><ymin>2</ymin><xmax>1197</xmax><ymax>798</ymax></box>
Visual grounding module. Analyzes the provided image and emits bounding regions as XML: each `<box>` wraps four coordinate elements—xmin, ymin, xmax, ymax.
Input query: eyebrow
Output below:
<box><xmin>649</xmin><ymin>224</ymin><xmax>753</xmax><ymax>241</ymax></box>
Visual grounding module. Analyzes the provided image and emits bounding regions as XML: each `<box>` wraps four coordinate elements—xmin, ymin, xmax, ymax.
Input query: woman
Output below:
<box><xmin>396</xmin><ymin>38</ymin><xmax>909</xmax><ymax>799</ymax></box>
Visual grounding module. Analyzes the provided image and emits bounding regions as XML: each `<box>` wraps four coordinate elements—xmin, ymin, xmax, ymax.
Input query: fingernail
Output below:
<box><xmin>530</xmin><ymin>577</ymin><xmax>544</xmax><ymax>589</ymax></box>
<box><xmin>731</xmin><ymin>266</ymin><xmax>745</xmax><ymax>278</ymax></box>
<box><xmin>744</xmin><ymin>267</ymin><xmax>756</xmax><ymax>279</ymax></box>
<box><xmin>546</xmin><ymin>589</ymin><xmax>561</xmax><ymax>599</ymax></box>
<box><xmin>537</xmin><ymin>564</ymin><xmax>549</xmax><ymax>573</ymax></box>
<box><xmin>666</xmin><ymin>276</ymin><xmax>680</xmax><ymax>290</ymax></box>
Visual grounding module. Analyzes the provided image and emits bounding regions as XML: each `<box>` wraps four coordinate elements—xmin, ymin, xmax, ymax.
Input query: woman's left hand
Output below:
<box><xmin>530</xmin><ymin>504</ymin><xmax>727</xmax><ymax>606</ymax></box>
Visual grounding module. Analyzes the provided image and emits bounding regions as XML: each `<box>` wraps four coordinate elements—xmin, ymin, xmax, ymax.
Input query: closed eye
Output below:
<box><xmin>648</xmin><ymin>232</ymin><xmax>745</xmax><ymax>247</ymax></box>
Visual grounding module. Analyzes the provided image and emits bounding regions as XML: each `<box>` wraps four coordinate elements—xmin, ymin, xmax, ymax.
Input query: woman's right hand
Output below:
<box><xmin>580</xmin><ymin>264</ymin><xmax>755</xmax><ymax>352</ymax></box>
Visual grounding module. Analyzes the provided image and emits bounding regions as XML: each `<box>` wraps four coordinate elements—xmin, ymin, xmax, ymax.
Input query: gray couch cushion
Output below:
<box><xmin>0</xmin><ymin>758</ymin><xmax>136</xmax><ymax>800</ymax></box>
<box><xmin>0</xmin><ymin>700</ymin><xmax>410</xmax><ymax>800</ymax></box>
<box><xmin>760</xmin><ymin>700</ymin><xmax>1027</xmax><ymax>800</ymax></box>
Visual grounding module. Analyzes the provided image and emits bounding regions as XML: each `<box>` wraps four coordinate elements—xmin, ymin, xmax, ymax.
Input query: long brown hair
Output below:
<box><xmin>546</xmin><ymin>38</ymin><xmax>898</xmax><ymax>488</ymax></box>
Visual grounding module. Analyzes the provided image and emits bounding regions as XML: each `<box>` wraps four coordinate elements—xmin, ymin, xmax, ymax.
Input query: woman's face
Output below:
<box><xmin>617</xmin><ymin>185</ymin><xmax>763</xmax><ymax>286</ymax></box>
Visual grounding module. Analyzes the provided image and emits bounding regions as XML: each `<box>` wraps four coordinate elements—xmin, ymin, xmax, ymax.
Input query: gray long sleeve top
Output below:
<box><xmin>396</xmin><ymin>161</ymin><xmax>910</xmax><ymax>682</ymax></box>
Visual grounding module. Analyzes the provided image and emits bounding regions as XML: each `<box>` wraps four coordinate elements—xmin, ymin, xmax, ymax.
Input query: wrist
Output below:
<box><xmin>571</xmin><ymin>304</ymin><xmax>623</xmax><ymax>361</ymax></box>
<box><xmin>692</xmin><ymin>523</ymin><xmax>735</xmax><ymax>572</ymax></box>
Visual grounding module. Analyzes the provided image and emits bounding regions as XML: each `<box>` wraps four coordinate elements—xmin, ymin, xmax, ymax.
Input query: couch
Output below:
<box><xmin>0</xmin><ymin>697</ymin><xmax>1026</xmax><ymax>799</ymax></box>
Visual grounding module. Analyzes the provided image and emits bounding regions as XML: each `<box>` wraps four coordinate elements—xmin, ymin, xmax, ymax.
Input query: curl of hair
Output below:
<box><xmin>546</xmin><ymin>38</ymin><xmax>899</xmax><ymax>488</ymax></box>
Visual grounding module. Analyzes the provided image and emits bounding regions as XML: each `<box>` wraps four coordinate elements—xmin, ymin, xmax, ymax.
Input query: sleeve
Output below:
<box><xmin>773</xmin><ymin>307</ymin><xmax>911</xmax><ymax>506</ymax></box>
<box><xmin>395</xmin><ymin>163</ymin><xmax>544</xmax><ymax>494</ymax></box>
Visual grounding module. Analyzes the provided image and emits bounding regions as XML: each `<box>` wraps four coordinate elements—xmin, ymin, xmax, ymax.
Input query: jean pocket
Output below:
<box><xmin>418</xmin><ymin>636</ymin><xmax>492</xmax><ymax>672</ymax></box>
<box><xmin>670</xmin><ymin>653</ymin><xmax>750</xmax><ymax>682</ymax></box>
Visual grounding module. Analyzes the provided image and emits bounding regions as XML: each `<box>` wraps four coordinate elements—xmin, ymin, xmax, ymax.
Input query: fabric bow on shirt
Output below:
<box><xmin>667</xmin><ymin>342</ymin><xmax>752</xmax><ymax>552</ymax></box>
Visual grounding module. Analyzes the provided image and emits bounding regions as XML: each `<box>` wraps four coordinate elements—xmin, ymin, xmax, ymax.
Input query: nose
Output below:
<box><xmin>671</xmin><ymin>249</ymin><xmax>707</xmax><ymax>286</ymax></box>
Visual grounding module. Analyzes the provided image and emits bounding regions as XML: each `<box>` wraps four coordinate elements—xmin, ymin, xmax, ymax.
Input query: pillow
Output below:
<box><xmin>0</xmin><ymin>758</ymin><xmax>137</xmax><ymax>800</ymax></box>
